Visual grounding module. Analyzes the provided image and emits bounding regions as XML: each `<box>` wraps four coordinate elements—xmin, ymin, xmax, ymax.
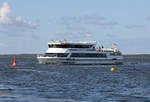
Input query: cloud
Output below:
<box><xmin>67</xmin><ymin>25</ymin><xmax>86</xmax><ymax>31</ymax></box>
<box><xmin>55</xmin><ymin>30</ymin><xmax>66</xmax><ymax>35</ymax></box>
<box><xmin>52</xmin><ymin>15</ymin><xmax>118</xmax><ymax>40</ymax></box>
<box><xmin>59</xmin><ymin>16</ymin><xmax>80</xmax><ymax>25</ymax></box>
<box><xmin>59</xmin><ymin>15</ymin><xmax>118</xmax><ymax>27</ymax></box>
<box><xmin>82</xmin><ymin>15</ymin><xmax>118</xmax><ymax>26</ymax></box>
<box><xmin>0</xmin><ymin>2</ymin><xmax>37</xmax><ymax>35</ymax></box>
<box><xmin>55</xmin><ymin>29</ymin><xmax>92</xmax><ymax>39</ymax></box>
<box><xmin>85</xmin><ymin>32</ymin><xmax>93</xmax><ymax>37</ymax></box>
<box><xmin>0</xmin><ymin>42</ymin><xmax>5</xmax><ymax>47</ymax></box>
<box><xmin>125</xmin><ymin>24</ymin><xmax>144</xmax><ymax>29</ymax></box>
<box><xmin>105</xmin><ymin>33</ymin><xmax>114</xmax><ymax>38</ymax></box>
<box><xmin>146</xmin><ymin>16</ymin><xmax>150</xmax><ymax>20</ymax></box>
<box><xmin>0</xmin><ymin>2</ymin><xmax>11</xmax><ymax>24</ymax></box>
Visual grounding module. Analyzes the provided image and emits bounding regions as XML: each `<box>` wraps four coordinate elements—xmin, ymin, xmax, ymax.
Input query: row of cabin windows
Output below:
<box><xmin>70</xmin><ymin>53</ymin><xmax>107</xmax><ymax>57</ymax></box>
<box><xmin>48</xmin><ymin>44</ymin><xmax>93</xmax><ymax>48</ymax></box>
<box><xmin>45</xmin><ymin>53</ymin><xmax>107</xmax><ymax>57</ymax></box>
<box><xmin>45</xmin><ymin>53</ymin><xmax>69</xmax><ymax>57</ymax></box>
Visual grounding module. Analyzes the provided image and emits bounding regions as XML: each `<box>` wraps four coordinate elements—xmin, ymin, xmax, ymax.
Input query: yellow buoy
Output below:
<box><xmin>110</xmin><ymin>67</ymin><xmax>115</xmax><ymax>72</ymax></box>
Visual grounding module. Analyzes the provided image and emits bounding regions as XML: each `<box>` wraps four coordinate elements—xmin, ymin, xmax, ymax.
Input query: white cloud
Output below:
<box><xmin>0</xmin><ymin>2</ymin><xmax>11</xmax><ymax>24</ymax></box>
<box><xmin>85</xmin><ymin>33</ymin><xmax>92</xmax><ymax>37</ymax></box>
<box><xmin>0</xmin><ymin>42</ymin><xmax>5</xmax><ymax>47</ymax></box>
<box><xmin>67</xmin><ymin>25</ymin><xmax>86</xmax><ymax>31</ymax></box>
<box><xmin>125</xmin><ymin>24</ymin><xmax>144</xmax><ymax>29</ymax></box>
<box><xmin>0</xmin><ymin>2</ymin><xmax>37</xmax><ymax>35</ymax></box>
<box><xmin>147</xmin><ymin>16</ymin><xmax>150</xmax><ymax>20</ymax></box>
<box><xmin>51</xmin><ymin>15</ymin><xmax>118</xmax><ymax>40</ymax></box>
<box><xmin>16</xmin><ymin>16</ymin><xmax>22</xmax><ymax>22</ymax></box>
<box><xmin>82</xmin><ymin>15</ymin><xmax>118</xmax><ymax>26</ymax></box>
<box><xmin>59</xmin><ymin>15</ymin><xmax>118</xmax><ymax>27</ymax></box>
<box><xmin>55</xmin><ymin>30</ymin><xmax>66</xmax><ymax>35</ymax></box>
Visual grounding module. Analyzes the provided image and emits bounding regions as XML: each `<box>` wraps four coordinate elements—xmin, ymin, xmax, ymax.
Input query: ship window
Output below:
<box><xmin>70</xmin><ymin>53</ymin><xmax>107</xmax><ymax>57</ymax></box>
<box><xmin>48</xmin><ymin>44</ymin><xmax>93</xmax><ymax>48</ymax></box>
<box><xmin>110</xmin><ymin>52</ymin><xmax>122</xmax><ymax>56</ymax></box>
<box><xmin>45</xmin><ymin>53</ymin><xmax>69</xmax><ymax>57</ymax></box>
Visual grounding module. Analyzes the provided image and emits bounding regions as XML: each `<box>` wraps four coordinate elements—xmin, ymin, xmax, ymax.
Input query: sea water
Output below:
<box><xmin>0</xmin><ymin>56</ymin><xmax>150</xmax><ymax>102</ymax></box>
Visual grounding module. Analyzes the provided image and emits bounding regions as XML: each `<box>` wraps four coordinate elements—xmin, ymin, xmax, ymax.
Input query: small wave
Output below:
<box><xmin>0</xmin><ymin>92</ymin><xmax>88</xmax><ymax>102</ymax></box>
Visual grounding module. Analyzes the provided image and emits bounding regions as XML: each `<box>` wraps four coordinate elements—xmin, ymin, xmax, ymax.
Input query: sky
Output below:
<box><xmin>0</xmin><ymin>0</ymin><xmax>150</xmax><ymax>54</ymax></box>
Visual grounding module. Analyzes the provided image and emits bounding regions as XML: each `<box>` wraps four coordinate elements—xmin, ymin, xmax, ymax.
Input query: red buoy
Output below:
<box><xmin>12</xmin><ymin>56</ymin><xmax>17</xmax><ymax>66</ymax></box>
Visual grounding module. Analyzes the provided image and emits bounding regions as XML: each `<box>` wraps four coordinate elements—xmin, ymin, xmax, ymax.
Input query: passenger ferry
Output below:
<box><xmin>37</xmin><ymin>40</ymin><xmax>123</xmax><ymax>65</ymax></box>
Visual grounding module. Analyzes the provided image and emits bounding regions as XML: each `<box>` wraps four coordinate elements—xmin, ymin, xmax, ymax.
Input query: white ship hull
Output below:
<box><xmin>37</xmin><ymin>56</ymin><xmax>123</xmax><ymax>65</ymax></box>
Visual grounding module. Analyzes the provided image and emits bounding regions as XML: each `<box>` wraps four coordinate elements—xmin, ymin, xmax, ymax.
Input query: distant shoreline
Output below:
<box><xmin>0</xmin><ymin>54</ymin><xmax>37</xmax><ymax>58</ymax></box>
<box><xmin>0</xmin><ymin>54</ymin><xmax>150</xmax><ymax>59</ymax></box>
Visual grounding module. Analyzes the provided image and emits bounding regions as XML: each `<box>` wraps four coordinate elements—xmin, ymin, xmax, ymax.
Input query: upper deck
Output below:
<box><xmin>48</xmin><ymin>40</ymin><xmax>96</xmax><ymax>49</ymax></box>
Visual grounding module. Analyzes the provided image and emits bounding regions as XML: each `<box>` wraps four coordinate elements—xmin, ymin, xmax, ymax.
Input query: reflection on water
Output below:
<box><xmin>0</xmin><ymin>57</ymin><xmax>150</xmax><ymax>102</ymax></box>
